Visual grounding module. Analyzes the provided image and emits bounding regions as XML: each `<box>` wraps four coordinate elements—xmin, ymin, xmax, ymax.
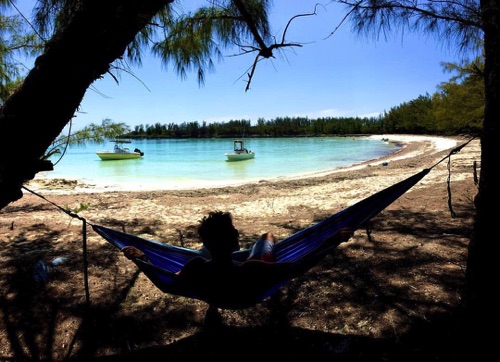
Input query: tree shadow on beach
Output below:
<box><xmin>0</xmin><ymin>191</ymin><xmax>474</xmax><ymax>361</ymax></box>
<box><xmin>67</xmin><ymin>311</ymin><xmax>465</xmax><ymax>362</ymax></box>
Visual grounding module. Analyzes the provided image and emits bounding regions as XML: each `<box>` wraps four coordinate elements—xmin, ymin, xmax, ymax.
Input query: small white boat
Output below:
<box><xmin>225</xmin><ymin>139</ymin><xmax>255</xmax><ymax>161</ymax></box>
<box><xmin>96</xmin><ymin>139</ymin><xmax>144</xmax><ymax>160</ymax></box>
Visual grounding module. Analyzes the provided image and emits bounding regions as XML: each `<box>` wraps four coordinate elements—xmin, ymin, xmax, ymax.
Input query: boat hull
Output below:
<box><xmin>225</xmin><ymin>152</ymin><xmax>255</xmax><ymax>161</ymax></box>
<box><xmin>96</xmin><ymin>152</ymin><xmax>143</xmax><ymax>160</ymax></box>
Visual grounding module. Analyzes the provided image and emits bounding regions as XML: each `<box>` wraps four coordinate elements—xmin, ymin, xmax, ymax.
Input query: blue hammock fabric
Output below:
<box><xmin>92</xmin><ymin>168</ymin><xmax>430</xmax><ymax>309</ymax></box>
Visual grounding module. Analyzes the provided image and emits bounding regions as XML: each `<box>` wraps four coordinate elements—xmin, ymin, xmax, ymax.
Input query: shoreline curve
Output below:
<box><xmin>25</xmin><ymin>134</ymin><xmax>463</xmax><ymax>195</ymax></box>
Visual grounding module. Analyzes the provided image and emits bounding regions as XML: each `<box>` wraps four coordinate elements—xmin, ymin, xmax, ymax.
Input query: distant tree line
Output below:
<box><xmin>127</xmin><ymin>116</ymin><xmax>382</xmax><ymax>138</ymax></box>
<box><xmin>126</xmin><ymin>63</ymin><xmax>483</xmax><ymax>139</ymax></box>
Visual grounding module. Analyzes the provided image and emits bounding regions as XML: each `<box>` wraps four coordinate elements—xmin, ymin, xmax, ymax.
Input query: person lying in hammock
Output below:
<box><xmin>121</xmin><ymin>210</ymin><xmax>353</xmax><ymax>310</ymax></box>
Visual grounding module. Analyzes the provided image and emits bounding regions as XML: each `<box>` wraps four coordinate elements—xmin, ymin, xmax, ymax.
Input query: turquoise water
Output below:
<box><xmin>41</xmin><ymin>137</ymin><xmax>400</xmax><ymax>190</ymax></box>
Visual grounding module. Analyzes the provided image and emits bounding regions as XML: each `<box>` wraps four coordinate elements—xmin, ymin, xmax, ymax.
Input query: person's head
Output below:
<box><xmin>198</xmin><ymin>211</ymin><xmax>240</xmax><ymax>257</ymax></box>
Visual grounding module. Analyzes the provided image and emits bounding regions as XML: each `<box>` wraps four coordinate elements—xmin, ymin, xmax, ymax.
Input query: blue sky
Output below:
<box><xmin>15</xmin><ymin>1</ymin><xmax>470</xmax><ymax>131</ymax></box>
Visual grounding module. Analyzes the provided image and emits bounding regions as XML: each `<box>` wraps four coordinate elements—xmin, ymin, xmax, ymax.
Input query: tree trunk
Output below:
<box><xmin>463</xmin><ymin>0</ymin><xmax>499</xmax><ymax>357</ymax></box>
<box><xmin>0</xmin><ymin>0</ymin><xmax>170</xmax><ymax>208</ymax></box>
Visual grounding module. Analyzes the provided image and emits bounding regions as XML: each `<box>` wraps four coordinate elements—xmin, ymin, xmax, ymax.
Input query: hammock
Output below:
<box><xmin>93</xmin><ymin>168</ymin><xmax>431</xmax><ymax>309</ymax></box>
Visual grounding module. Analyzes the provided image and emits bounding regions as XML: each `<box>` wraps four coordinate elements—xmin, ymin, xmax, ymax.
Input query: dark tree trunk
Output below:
<box><xmin>0</xmin><ymin>0</ymin><xmax>170</xmax><ymax>208</ymax></box>
<box><xmin>463</xmin><ymin>0</ymin><xmax>499</xmax><ymax>357</ymax></box>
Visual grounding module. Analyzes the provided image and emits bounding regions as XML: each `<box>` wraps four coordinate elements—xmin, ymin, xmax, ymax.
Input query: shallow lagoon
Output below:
<box><xmin>42</xmin><ymin>137</ymin><xmax>400</xmax><ymax>190</ymax></box>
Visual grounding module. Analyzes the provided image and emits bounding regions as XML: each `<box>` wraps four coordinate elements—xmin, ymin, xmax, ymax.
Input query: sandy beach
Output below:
<box><xmin>0</xmin><ymin>134</ymin><xmax>481</xmax><ymax>360</ymax></box>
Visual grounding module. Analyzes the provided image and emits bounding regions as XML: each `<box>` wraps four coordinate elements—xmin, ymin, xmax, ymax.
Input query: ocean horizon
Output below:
<box><xmin>38</xmin><ymin>136</ymin><xmax>402</xmax><ymax>191</ymax></box>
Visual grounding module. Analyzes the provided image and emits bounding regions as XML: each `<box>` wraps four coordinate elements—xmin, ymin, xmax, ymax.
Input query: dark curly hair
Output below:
<box><xmin>198</xmin><ymin>211</ymin><xmax>240</xmax><ymax>255</ymax></box>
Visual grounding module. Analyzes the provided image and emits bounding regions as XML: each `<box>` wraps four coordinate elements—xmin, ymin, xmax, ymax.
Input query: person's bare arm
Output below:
<box><xmin>121</xmin><ymin>246</ymin><xmax>149</xmax><ymax>262</ymax></box>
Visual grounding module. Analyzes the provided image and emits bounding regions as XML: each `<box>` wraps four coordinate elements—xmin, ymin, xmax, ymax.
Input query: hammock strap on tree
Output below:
<box><xmin>427</xmin><ymin>136</ymin><xmax>475</xmax><ymax>218</ymax></box>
